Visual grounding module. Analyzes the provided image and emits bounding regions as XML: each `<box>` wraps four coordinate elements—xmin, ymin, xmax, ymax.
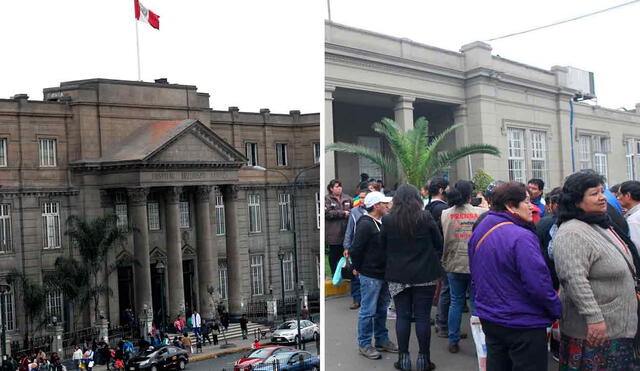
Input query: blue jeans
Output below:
<box><xmin>448</xmin><ymin>272</ymin><xmax>473</xmax><ymax>344</ymax></box>
<box><xmin>351</xmin><ymin>275</ymin><xmax>361</xmax><ymax>303</ymax></box>
<box><xmin>436</xmin><ymin>275</ymin><xmax>450</xmax><ymax>330</ymax></box>
<box><xmin>357</xmin><ymin>274</ymin><xmax>391</xmax><ymax>348</ymax></box>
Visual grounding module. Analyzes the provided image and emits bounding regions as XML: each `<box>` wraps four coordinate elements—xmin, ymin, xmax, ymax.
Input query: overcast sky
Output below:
<box><xmin>328</xmin><ymin>0</ymin><xmax>640</xmax><ymax>110</ymax></box>
<box><xmin>0</xmin><ymin>1</ymin><xmax>322</xmax><ymax>113</ymax></box>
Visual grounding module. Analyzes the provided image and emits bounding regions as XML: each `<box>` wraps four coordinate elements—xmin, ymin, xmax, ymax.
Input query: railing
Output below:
<box><xmin>246</xmin><ymin>300</ymin><xmax>268</xmax><ymax>323</ymax></box>
<box><xmin>109</xmin><ymin>324</ymin><xmax>137</xmax><ymax>347</ymax></box>
<box><xmin>60</xmin><ymin>326</ymin><xmax>99</xmax><ymax>359</ymax></box>
<box><xmin>10</xmin><ymin>334</ymin><xmax>53</xmax><ymax>358</ymax></box>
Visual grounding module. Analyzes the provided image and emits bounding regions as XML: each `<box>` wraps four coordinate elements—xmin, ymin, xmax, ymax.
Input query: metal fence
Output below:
<box><xmin>108</xmin><ymin>324</ymin><xmax>137</xmax><ymax>347</ymax></box>
<box><xmin>61</xmin><ymin>326</ymin><xmax>99</xmax><ymax>359</ymax></box>
<box><xmin>246</xmin><ymin>300</ymin><xmax>268</xmax><ymax>323</ymax></box>
<box><xmin>10</xmin><ymin>334</ymin><xmax>53</xmax><ymax>358</ymax></box>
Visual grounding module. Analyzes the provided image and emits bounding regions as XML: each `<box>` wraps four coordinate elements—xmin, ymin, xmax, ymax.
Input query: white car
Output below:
<box><xmin>270</xmin><ymin>320</ymin><xmax>319</xmax><ymax>344</ymax></box>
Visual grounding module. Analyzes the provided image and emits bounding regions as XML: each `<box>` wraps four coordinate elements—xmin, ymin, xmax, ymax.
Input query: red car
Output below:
<box><xmin>233</xmin><ymin>345</ymin><xmax>295</xmax><ymax>371</ymax></box>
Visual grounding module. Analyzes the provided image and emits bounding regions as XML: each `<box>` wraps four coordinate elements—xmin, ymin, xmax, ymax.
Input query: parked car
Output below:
<box><xmin>271</xmin><ymin>320</ymin><xmax>319</xmax><ymax>344</ymax></box>
<box><xmin>253</xmin><ymin>350</ymin><xmax>320</xmax><ymax>371</ymax></box>
<box><xmin>126</xmin><ymin>345</ymin><xmax>189</xmax><ymax>370</ymax></box>
<box><xmin>233</xmin><ymin>345</ymin><xmax>294</xmax><ymax>371</ymax></box>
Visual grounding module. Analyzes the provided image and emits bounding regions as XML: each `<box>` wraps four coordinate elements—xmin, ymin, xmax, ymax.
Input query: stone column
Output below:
<box><xmin>127</xmin><ymin>187</ymin><xmax>154</xmax><ymax>331</ymax></box>
<box><xmin>222</xmin><ymin>185</ymin><xmax>243</xmax><ymax>321</ymax></box>
<box><xmin>165</xmin><ymin>187</ymin><xmax>186</xmax><ymax>320</ymax></box>
<box><xmin>195</xmin><ymin>186</ymin><xmax>217</xmax><ymax>320</ymax></box>
<box><xmin>394</xmin><ymin>96</ymin><xmax>415</xmax><ymax>132</ymax></box>
<box><xmin>454</xmin><ymin>104</ymin><xmax>471</xmax><ymax>180</ymax></box>
<box><xmin>325</xmin><ymin>86</ymin><xmax>336</xmax><ymax>184</ymax></box>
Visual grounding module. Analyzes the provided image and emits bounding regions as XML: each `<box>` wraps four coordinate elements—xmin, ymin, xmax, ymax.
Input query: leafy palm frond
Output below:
<box><xmin>326</xmin><ymin>116</ymin><xmax>501</xmax><ymax>188</ymax></box>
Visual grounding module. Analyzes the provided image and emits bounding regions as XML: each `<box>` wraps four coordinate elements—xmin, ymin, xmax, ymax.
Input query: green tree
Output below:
<box><xmin>326</xmin><ymin>117</ymin><xmax>500</xmax><ymax>188</ymax></box>
<box><xmin>45</xmin><ymin>214</ymin><xmax>131</xmax><ymax>325</ymax></box>
<box><xmin>7</xmin><ymin>272</ymin><xmax>47</xmax><ymax>350</ymax></box>
<box><xmin>472</xmin><ymin>169</ymin><xmax>495</xmax><ymax>194</ymax></box>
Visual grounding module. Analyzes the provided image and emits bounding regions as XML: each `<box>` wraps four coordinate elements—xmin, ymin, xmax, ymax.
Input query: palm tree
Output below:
<box><xmin>326</xmin><ymin>117</ymin><xmax>501</xmax><ymax>188</ymax></box>
<box><xmin>45</xmin><ymin>214</ymin><xmax>131</xmax><ymax>326</ymax></box>
<box><xmin>7</xmin><ymin>272</ymin><xmax>47</xmax><ymax>350</ymax></box>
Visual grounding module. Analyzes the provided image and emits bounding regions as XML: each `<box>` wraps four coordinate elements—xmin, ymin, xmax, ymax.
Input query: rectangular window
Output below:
<box><xmin>0</xmin><ymin>138</ymin><xmax>7</xmax><ymax>167</ymax></box>
<box><xmin>147</xmin><ymin>202</ymin><xmax>160</xmax><ymax>231</ymax></box>
<box><xmin>507</xmin><ymin>128</ymin><xmax>526</xmax><ymax>183</ymax></box>
<box><xmin>42</xmin><ymin>202</ymin><xmax>61</xmax><ymax>249</ymax></box>
<box><xmin>315</xmin><ymin>192</ymin><xmax>320</xmax><ymax>230</ymax></box>
<box><xmin>276</xmin><ymin>143</ymin><xmax>288</xmax><ymax>166</ymax></box>
<box><xmin>114</xmin><ymin>192</ymin><xmax>128</xmax><ymax>228</ymax></box>
<box><xmin>627</xmin><ymin>140</ymin><xmax>636</xmax><ymax>180</ymax></box>
<box><xmin>278</xmin><ymin>193</ymin><xmax>292</xmax><ymax>231</ymax></box>
<box><xmin>595</xmin><ymin>153</ymin><xmax>608</xmax><ymax>179</ymax></box>
<box><xmin>46</xmin><ymin>289</ymin><xmax>63</xmax><ymax>320</ymax></box>
<box><xmin>215</xmin><ymin>195</ymin><xmax>226</xmax><ymax>236</ymax></box>
<box><xmin>313</xmin><ymin>142</ymin><xmax>320</xmax><ymax>164</ymax></box>
<box><xmin>530</xmin><ymin>130</ymin><xmax>547</xmax><ymax>182</ymax></box>
<box><xmin>179</xmin><ymin>194</ymin><xmax>190</xmax><ymax>229</ymax></box>
<box><xmin>0</xmin><ymin>204</ymin><xmax>12</xmax><ymax>253</ymax></box>
<box><xmin>245</xmin><ymin>142</ymin><xmax>258</xmax><ymax>166</ymax></box>
<box><xmin>248</xmin><ymin>194</ymin><xmax>262</xmax><ymax>233</ymax></box>
<box><xmin>218</xmin><ymin>261</ymin><xmax>228</xmax><ymax>300</ymax></box>
<box><xmin>250</xmin><ymin>255</ymin><xmax>264</xmax><ymax>296</ymax></box>
<box><xmin>579</xmin><ymin>135</ymin><xmax>592</xmax><ymax>170</ymax></box>
<box><xmin>1</xmin><ymin>286</ymin><xmax>15</xmax><ymax>331</ymax></box>
<box><xmin>39</xmin><ymin>138</ymin><xmax>57</xmax><ymax>167</ymax></box>
<box><xmin>283</xmin><ymin>251</ymin><xmax>295</xmax><ymax>291</ymax></box>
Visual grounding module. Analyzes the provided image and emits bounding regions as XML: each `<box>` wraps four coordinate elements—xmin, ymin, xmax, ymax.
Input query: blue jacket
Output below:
<box><xmin>531</xmin><ymin>196</ymin><xmax>546</xmax><ymax>218</ymax></box>
<box><xmin>468</xmin><ymin>211</ymin><xmax>561</xmax><ymax>328</ymax></box>
<box><xmin>343</xmin><ymin>206</ymin><xmax>366</xmax><ymax>251</ymax></box>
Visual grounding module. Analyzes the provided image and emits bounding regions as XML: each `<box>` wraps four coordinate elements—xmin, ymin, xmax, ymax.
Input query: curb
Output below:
<box><xmin>189</xmin><ymin>345</ymin><xmax>252</xmax><ymax>362</ymax></box>
<box><xmin>325</xmin><ymin>279</ymin><xmax>349</xmax><ymax>297</ymax></box>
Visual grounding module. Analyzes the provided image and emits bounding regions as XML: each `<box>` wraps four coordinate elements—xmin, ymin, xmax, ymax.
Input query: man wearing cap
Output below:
<box><xmin>350</xmin><ymin>191</ymin><xmax>398</xmax><ymax>359</ymax></box>
<box><xmin>343</xmin><ymin>186</ymin><xmax>370</xmax><ymax>310</ymax></box>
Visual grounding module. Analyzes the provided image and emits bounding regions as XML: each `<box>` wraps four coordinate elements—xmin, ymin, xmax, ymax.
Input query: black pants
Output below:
<box><xmin>480</xmin><ymin>320</ymin><xmax>548</xmax><ymax>371</ymax></box>
<box><xmin>212</xmin><ymin>334</ymin><xmax>218</xmax><ymax>345</ymax></box>
<box><xmin>393</xmin><ymin>285</ymin><xmax>436</xmax><ymax>356</ymax></box>
<box><xmin>328</xmin><ymin>244</ymin><xmax>344</xmax><ymax>275</ymax></box>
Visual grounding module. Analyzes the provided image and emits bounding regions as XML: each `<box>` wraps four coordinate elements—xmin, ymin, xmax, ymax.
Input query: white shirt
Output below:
<box><xmin>191</xmin><ymin>312</ymin><xmax>201</xmax><ymax>328</ymax></box>
<box><xmin>72</xmin><ymin>349</ymin><xmax>83</xmax><ymax>360</ymax></box>
<box><xmin>626</xmin><ymin>203</ymin><xmax>640</xmax><ymax>252</ymax></box>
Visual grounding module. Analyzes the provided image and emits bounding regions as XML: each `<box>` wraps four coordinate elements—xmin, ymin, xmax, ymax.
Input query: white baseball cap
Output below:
<box><xmin>364</xmin><ymin>191</ymin><xmax>392</xmax><ymax>208</ymax></box>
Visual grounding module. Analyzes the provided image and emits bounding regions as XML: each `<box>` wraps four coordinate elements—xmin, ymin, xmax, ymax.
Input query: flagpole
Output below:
<box><xmin>135</xmin><ymin>18</ymin><xmax>141</xmax><ymax>81</ymax></box>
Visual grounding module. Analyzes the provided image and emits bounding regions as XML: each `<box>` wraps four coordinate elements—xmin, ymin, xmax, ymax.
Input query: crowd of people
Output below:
<box><xmin>326</xmin><ymin>170</ymin><xmax>640</xmax><ymax>371</ymax></box>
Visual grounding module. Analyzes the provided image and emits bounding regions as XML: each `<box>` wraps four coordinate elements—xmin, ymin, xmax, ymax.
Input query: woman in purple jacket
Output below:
<box><xmin>468</xmin><ymin>182</ymin><xmax>561</xmax><ymax>371</ymax></box>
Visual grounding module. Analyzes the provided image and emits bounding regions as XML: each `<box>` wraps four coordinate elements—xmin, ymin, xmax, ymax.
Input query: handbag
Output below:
<box><xmin>341</xmin><ymin>257</ymin><xmax>355</xmax><ymax>280</ymax></box>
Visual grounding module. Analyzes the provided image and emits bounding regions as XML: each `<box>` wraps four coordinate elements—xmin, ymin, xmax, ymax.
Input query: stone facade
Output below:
<box><xmin>326</xmin><ymin>21</ymin><xmax>640</xmax><ymax>193</ymax></box>
<box><xmin>0</xmin><ymin>78</ymin><xmax>320</xmax><ymax>343</ymax></box>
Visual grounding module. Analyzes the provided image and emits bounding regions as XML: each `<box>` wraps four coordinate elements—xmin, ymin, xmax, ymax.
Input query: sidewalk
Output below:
<box><xmin>91</xmin><ymin>337</ymin><xmax>258</xmax><ymax>370</ymax></box>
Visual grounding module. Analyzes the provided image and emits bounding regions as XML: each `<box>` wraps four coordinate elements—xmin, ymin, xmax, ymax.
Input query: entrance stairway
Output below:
<box><xmin>169</xmin><ymin>321</ymin><xmax>266</xmax><ymax>344</ymax></box>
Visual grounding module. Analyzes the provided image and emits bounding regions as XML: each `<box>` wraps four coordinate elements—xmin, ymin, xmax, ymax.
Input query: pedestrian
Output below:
<box><xmin>240</xmin><ymin>314</ymin><xmax>249</xmax><ymax>339</ymax></box>
<box><xmin>618</xmin><ymin>180</ymin><xmax>640</xmax><ymax>250</ymax></box>
<box><xmin>325</xmin><ymin>179</ymin><xmax>353</xmax><ymax>275</ymax></box>
<box><xmin>82</xmin><ymin>347</ymin><xmax>94</xmax><ymax>371</ymax></box>
<box><xmin>182</xmin><ymin>332</ymin><xmax>193</xmax><ymax>354</ymax></box>
<box><xmin>1</xmin><ymin>356</ymin><xmax>16</xmax><ymax>371</ymax></box>
<box><xmin>221</xmin><ymin>310</ymin><xmax>229</xmax><ymax>332</ymax></box>
<box><xmin>380</xmin><ymin>184</ymin><xmax>444</xmax><ymax>370</ymax></box>
<box><xmin>191</xmin><ymin>309</ymin><xmax>202</xmax><ymax>340</ymax></box>
<box><xmin>527</xmin><ymin>178</ymin><xmax>546</xmax><ymax>218</ymax></box>
<box><xmin>343</xmin><ymin>186</ymin><xmax>370</xmax><ymax>310</ymax></box>
<box><xmin>72</xmin><ymin>345</ymin><xmax>83</xmax><ymax>370</ymax></box>
<box><xmin>424</xmin><ymin>177</ymin><xmax>451</xmax><ymax>338</ymax></box>
<box><xmin>201</xmin><ymin>321</ymin><xmax>213</xmax><ymax>345</ymax></box>
<box><xmin>252</xmin><ymin>339</ymin><xmax>261</xmax><ymax>349</ymax></box>
<box><xmin>350</xmin><ymin>191</ymin><xmax>398</xmax><ymax>360</ymax></box>
<box><xmin>469</xmin><ymin>182</ymin><xmax>561</xmax><ymax>371</ymax></box>
<box><xmin>49</xmin><ymin>353</ymin><xmax>62</xmax><ymax>371</ymax></box>
<box><xmin>441</xmin><ymin>180</ymin><xmax>487</xmax><ymax>353</ymax></box>
<box><xmin>211</xmin><ymin>320</ymin><xmax>220</xmax><ymax>345</ymax></box>
<box><xmin>173</xmin><ymin>315</ymin><xmax>184</xmax><ymax>333</ymax></box>
<box><xmin>554</xmin><ymin>171</ymin><xmax>638</xmax><ymax>370</ymax></box>
<box><xmin>300</xmin><ymin>306</ymin><xmax>309</xmax><ymax>320</ymax></box>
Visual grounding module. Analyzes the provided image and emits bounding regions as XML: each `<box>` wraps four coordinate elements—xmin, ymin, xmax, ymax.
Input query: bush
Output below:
<box><xmin>472</xmin><ymin>169</ymin><xmax>494</xmax><ymax>193</ymax></box>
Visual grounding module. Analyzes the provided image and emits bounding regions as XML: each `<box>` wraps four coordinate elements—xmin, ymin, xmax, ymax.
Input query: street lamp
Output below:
<box><xmin>0</xmin><ymin>284</ymin><xmax>9</xmax><ymax>360</ymax></box>
<box><xmin>249</xmin><ymin>163</ymin><xmax>319</xmax><ymax>349</ymax></box>
<box><xmin>277</xmin><ymin>249</ymin><xmax>287</xmax><ymax>323</ymax></box>
<box><xmin>155</xmin><ymin>261</ymin><xmax>166</xmax><ymax>333</ymax></box>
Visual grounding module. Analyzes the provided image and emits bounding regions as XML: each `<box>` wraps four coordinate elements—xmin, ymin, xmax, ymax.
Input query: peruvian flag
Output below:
<box><xmin>134</xmin><ymin>0</ymin><xmax>160</xmax><ymax>30</ymax></box>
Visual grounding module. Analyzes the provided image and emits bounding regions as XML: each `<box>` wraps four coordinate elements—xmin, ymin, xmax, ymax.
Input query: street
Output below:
<box><xmin>325</xmin><ymin>294</ymin><xmax>555</xmax><ymax>370</ymax></box>
<box><xmin>185</xmin><ymin>341</ymin><xmax>319</xmax><ymax>370</ymax></box>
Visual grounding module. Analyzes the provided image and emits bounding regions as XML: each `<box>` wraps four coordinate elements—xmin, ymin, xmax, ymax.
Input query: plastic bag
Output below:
<box><xmin>332</xmin><ymin>257</ymin><xmax>346</xmax><ymax>285</ymax></box>
<box><xmin>470</xmin><ymin>315</ymin><xmax>487</xmax><ymax>371</ymax></box>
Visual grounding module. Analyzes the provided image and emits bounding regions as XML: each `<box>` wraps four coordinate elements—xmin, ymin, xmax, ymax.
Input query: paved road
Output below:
<box><xmin>326</xmin><ymin>294</ymin><xmax>555</xmax><ymax>370</ymax></box>
<box><xmin>186</xmin><ymin>341</ymin><xmax>318</xmax><ymax>370</ymax></box>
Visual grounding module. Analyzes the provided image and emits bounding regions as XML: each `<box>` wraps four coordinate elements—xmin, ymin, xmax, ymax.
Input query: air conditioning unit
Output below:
<box><xmin>565</xmin><ymin>66</ymin><xmax>596</xmax><ymax>100</ymax></box>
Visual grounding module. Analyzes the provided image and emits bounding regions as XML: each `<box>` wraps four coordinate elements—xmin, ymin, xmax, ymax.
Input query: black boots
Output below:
<box><xmin>416</xmin><ymin>353</ymin><xmax>436</xmax><ymax>370</ymax></box>
<box><xmin>394</xmin><ymin>352</ymin><xmax>411</xmax><ymax>371</ymax></box>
